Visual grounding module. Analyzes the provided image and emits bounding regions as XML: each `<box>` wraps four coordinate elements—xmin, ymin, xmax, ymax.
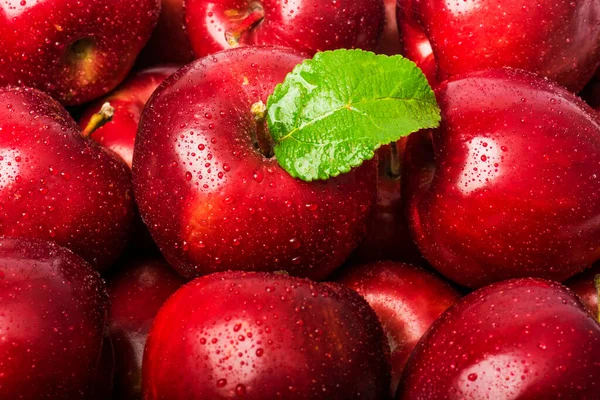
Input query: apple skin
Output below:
<box><xmin>405</xmin><ymin>68</ymin><xmax>600</xmax><ymax>288</ymax></box>
<box><xmin>401</xmin><ymin>0</ymin><xmax>600</xmax><ymax>92</ymax></box>
<box><xmin>350</xmin><ymin>142</ymin><xmax>423</xmax><ymax>265</ymax></box>
<box><xmin>138</xmin><ymin>0</ymin><xmax>195</xmax><ymax>65</ymax></box>
<box><xmin>142</xmin><ymin>271</ymin><xmax>392</xmax><ymax>399</ymax></box>
<box><xmin>132</xmin><ymin>46</ymin><xmax>377</xmax><ymax>281</ymax></box>
<box><xmin>107</xmin><ymin>257</ymin><xmax>185</xmax><ymax>400</ymax></box>
<box><xmin>396</xmin><ymin>278</ymin><xmax>600</xmax><ymax>399</ymax></box>
<box><xmin>0</xmin><ymin>86</ymin><xmax>135</xmax><ymax>272</ymax></box>
<box><xmin>395</xmin><ymin>0</ymin><xmax>438</xmax><ymax>87</ymax></box>
<box><xmin>565</xmin><ymin>262</ymin><xmax>600</xmax><ymax>320</ymax></box>
<box><xmin>0</xmin><ymin>0</ymin><xmax>161</xmax><ymax>105</ymax></box>
<box><xmin>0</xmin><ymin>238</ymin><xmax>110</xmax><ymax>399</ymax></box>
<box><xmin>184</xmin><ymin>0</ymin><xmax>384</xmax><ymax>57</ymax></box>
<box><xmin>334</xmin><ymin>261</ymin><xmax>460</xmax><ymax>396</ymax></box>
<box><xmin>80</xmin><ymin>66</ymin><xmax>177</xmax><ymax>253</ymax></box>
<box><xmin>80</xmin><ymin>66</ymin><xmax>179</xmax><ymax>168</ymax></box>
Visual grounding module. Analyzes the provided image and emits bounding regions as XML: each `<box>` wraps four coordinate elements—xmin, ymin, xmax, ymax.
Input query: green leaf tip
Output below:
<box><xmin>266</xmin><ymin>49</ymin><xmax>441</xmax><ymax>182</ymax></box>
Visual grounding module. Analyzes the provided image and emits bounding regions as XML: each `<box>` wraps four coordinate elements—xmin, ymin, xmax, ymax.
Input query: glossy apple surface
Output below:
<box><xmin>0</xmin><ymin>0</ymin><xmax>161</xmax><ymax>105</ymax></box>
<box><xmin>184</xmin><ymin>0</ymin><xmax>384</xmax><ymax>57</ymax></box>
<box><xmin>132</xmin><ymin>46</ymin><xmax>377</xmax><ymax>281</ymax></box>
<box><xmin>395</xmin><ymin>0</ymin><xmax>437</xmax><ymax>87</ymax></box>
<box><xmin>400</xmin><ymin>0</ymin><xmax>600</xmax><ymax>92</ymax></box>
<box><xmin>405</xmin><ymin>69</ymin><xmax>600</xmax><ymax>288</ymax></box>
<box><xmin>0</xmin><ymin>86</ymin><xmax>135</xmax><ymax>271</ymax></box>
<box><xmin>139</xmin><ymin>0</ymin><xmax>195</xmax><ymax>65</ymax></box>
<box><xmin>565</xmin><ymin>263</ymin><xmax>600</xmax><ymax>321</ymax></box>
<box><xmin>397</xmin><ymin>278</ymin><xmax>600</xmax><ymax>399</ymax></box>
<box><xmin>351</xmin><ymin>142</ymin><xmax>423</xmax><ymax>264</ymax></box>
<box><xmin>0</xmin><ymin>238</ymin><xmax>110</xmax><ymax>399</ymax></box>
<box><xmin>334</xmin><ymin>261</ymin><xmax>460</xmax><ymax>395</ymax></box>
<box><xmin>108</xmin><ymin>257</ymin><xmax>185</xmax><ymax>399</ymax></box>
<box><xmin>80</xmin><ymin>66</ymin><xmax>178</xmax><ymax>168</ymax></box>
<box><xmin>142</xmin><ymin>271</ymin><xmax>391</xmax><ymax>399</ymax></box>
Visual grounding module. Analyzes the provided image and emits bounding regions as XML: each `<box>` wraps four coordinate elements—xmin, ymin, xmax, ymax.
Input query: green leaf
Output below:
<box><xmin>266</xmin><ymin>49</ymin><xmax>441</xmax><ymax>181</ymax></box>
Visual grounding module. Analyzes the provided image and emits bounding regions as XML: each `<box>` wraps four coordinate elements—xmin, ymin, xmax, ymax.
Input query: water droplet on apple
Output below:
<box><xmin>236</xmin><ymin>384</ymin><xmax>247</xmax><ymax>396</ymax></box>
<box><xmin>216</xmin><ymin>378</ymin><xmax>227</xmax><ymax>388</ymax></box>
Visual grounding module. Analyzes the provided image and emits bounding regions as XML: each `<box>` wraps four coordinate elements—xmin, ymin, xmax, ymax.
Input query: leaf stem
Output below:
<box><xmin>82</xmin><ymin>102</ymin><xmax>114</xmax><ymax>138</ymax></box>
<box><xmin>388</xmin><ymin>141</ymin><xmax>402</xmax><ymax>179</ymax></box>
<box><xmin>251</xmin><ymin>101</ymin><xmax>274</xmax><ymax>158</ymax></box>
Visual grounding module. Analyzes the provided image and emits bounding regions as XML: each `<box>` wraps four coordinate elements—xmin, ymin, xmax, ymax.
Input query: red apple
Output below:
<box><xmin>132</xmin><ymin>46</ymin><xmax>377</xmax><ymax>281</ymax></box>
<box><xmin>350</xmin><ymin>141</ymin><xmax>423</xmax><ymax>264</ymax></box>
<box><xmin>0</xmin><ymin>238</ymin><xmax>110</xmax><ymax>399</ymax></box>
<box><xmin>108</xmin><ymin>257</ymin><xmax>185</xmax><ymax>400</ymax></box>
<box><xmin>405</xmin><ymin>68</ymin><xmax>600</xmax><ymax>288</ymax></box>
<box><xmin>80</xmin><ymin>66</ymin><xmax>178</xmax><ymax>168</ymax></box>
<box><xmin>334</xmin><ymin>261</ymin><xmax>460</xmax><ymax>395</ymax></box>
<box><xmin>138</xmin><ymin>0</ymin><xmax>196</xmax><ymax>65</ymax></box>
<box><xmin>400</xmin><ymin>0</ymin><xmax>600</xmax><ymax>92</ymax></box>
<box><xmin>397</xmin><ymin>278</ymin><xmax>600</xmax><ymax>399</ymax></box>
<box><xmin>565</xmin><ymin>263</ymin><xmax>600</xmax><ymax>321</ymax></box>
<box><xmin>395</xmin><ymin>0</ymin><xmax>438</xmax><ymax>87</ymax></box>
<box><xmin>377</xmin><ymin>0</ymin><xmax>402</xmax><ymax>55</ymax></box>
<box><xmin>0</xmin><ymin>0</ymin><xmax>161</xmax><ymax>105</ymax></box>
<box><xmin>142</xmin><ymin>271</ymin><xmax>392</xmax><ymax>399</ymax></box>
<box><xmin>0</xmin><ymin>86</ymin><xmax>135</xmax><ymax>271</ymax></box>
<box><xmin>184</xmin><ymin>0</ymin><xmax>385</xmax><ymax>57</ymax></box>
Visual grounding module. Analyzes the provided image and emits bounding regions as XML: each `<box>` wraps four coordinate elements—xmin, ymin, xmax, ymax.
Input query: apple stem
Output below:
<box><xmin>251</xmin><ymin>101</ymin><xmax>274</xmax><ymax>158</ymax></box>
<box><xmin>388</xmin><ymin>141</ymin><xmax>402</xmax><ymax>179</ymax></box>
<box><xmin>595</xmin><ymin>274</ymin><xmax>600</xmax><ymax>323</ymax></box>
<box><xmin>225</xmin><ymin>4</ymin><xmax>265</xmax><ymax>47</ymax></box>
<box><xmin>82</xmin><ymin>102</ymin><xmax>115</xmax><ymax>138</ymax></box>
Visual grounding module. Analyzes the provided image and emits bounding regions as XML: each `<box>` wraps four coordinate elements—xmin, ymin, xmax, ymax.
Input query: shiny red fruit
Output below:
<box><xmin>334</xmin><ymin>261</ymin><xmax>460</xmax><ymax>395</ymax></box>
<box><xmin>0</xmin><ymin>86</ymin><xmax>135</xmax><ymax>271</ymax></box>
<box><xmin>142</xmin><ymin>271</ymin><xmax>392</xmax><ymax>399</ymax></box>
<box><xmin>139</xmin><ymin>0</ymin><xmax>195</xmax><ymax>65</ymax></box>
<box><xmin>351</xmin><ymin>142</ymin><xmax>423</xmax><ymax>265</ymax></box>
<box><xmin>395</xmin><ymin>0</ymin><xmax>438</xmax><ymax>87</ymax></box>
<box><xmin>184</xmin><ymin>0</ymin><xmax>385</xmax><ymax>57</ymax></box>
<box><xmin>397</xmin><ymin>278</ymin><xmax>600</xmax><ymax>399</ymax></box>
<box><xmin>0</xmin><ymin>238</ymin><xmax>110</xmax><ymax>399</ymax></box>
<box><xmin>405</xmin><ymin>69</ymin><xmax>600</xmax><ymax>288</ymax></box>
<box><xmin>0</xmin><ymin>0</ymin><xmax>161</xmax><ymax>105</ymax></box>
<box><xmin>80</xmin><ymin>66</ymin><xmax>178</xmax><ymax>168</ymax></box>
<box><xmin>132</xmin><ymin>46</ymin><xmax>377</xmax><ymax>281</ymax></box>
<box><xmin>565</xmin><ymin>263</ymin><xmax>600</xmax><ymax>321</ymax></box>
<box><xmin>400</xmin><ymin>0</ymin><xmax>600</xmax><ymax>92</ymax></box>
<box><xmin>107</xmin><ymin>257</ymin><xmax>185</xmax><ymax>400</ymax></box>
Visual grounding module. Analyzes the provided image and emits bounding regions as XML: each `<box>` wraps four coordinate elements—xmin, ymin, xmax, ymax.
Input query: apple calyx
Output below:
<box><xmin>66</xmin><ymin>37</ymin><xmax>98</xmax><ymax>86</ymax></box>
<box><xmin>224</xmin><ymin>3</ymin><xmax>265</xmax><ymax>47</ymax></box>
<box><xmin>595</xmin><ymin>274</ymin><xmax>600</xmax><ymax>323</ymax></box>
<box><xmin>82</xmin><ymin>102</ymin><xmax>115</xmax><ymax>138</ymax></box>
<box><xmin>251</xmin><ymin>100</ymin><xmax>274</xmax><ymax>158</ymax></box>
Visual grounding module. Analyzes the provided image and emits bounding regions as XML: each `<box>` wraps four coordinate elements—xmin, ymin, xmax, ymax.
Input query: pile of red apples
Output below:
<box><xmin>1</xmin><ymin>0</ymin><xmax>600</xmax><ymax>399</ymax></box>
